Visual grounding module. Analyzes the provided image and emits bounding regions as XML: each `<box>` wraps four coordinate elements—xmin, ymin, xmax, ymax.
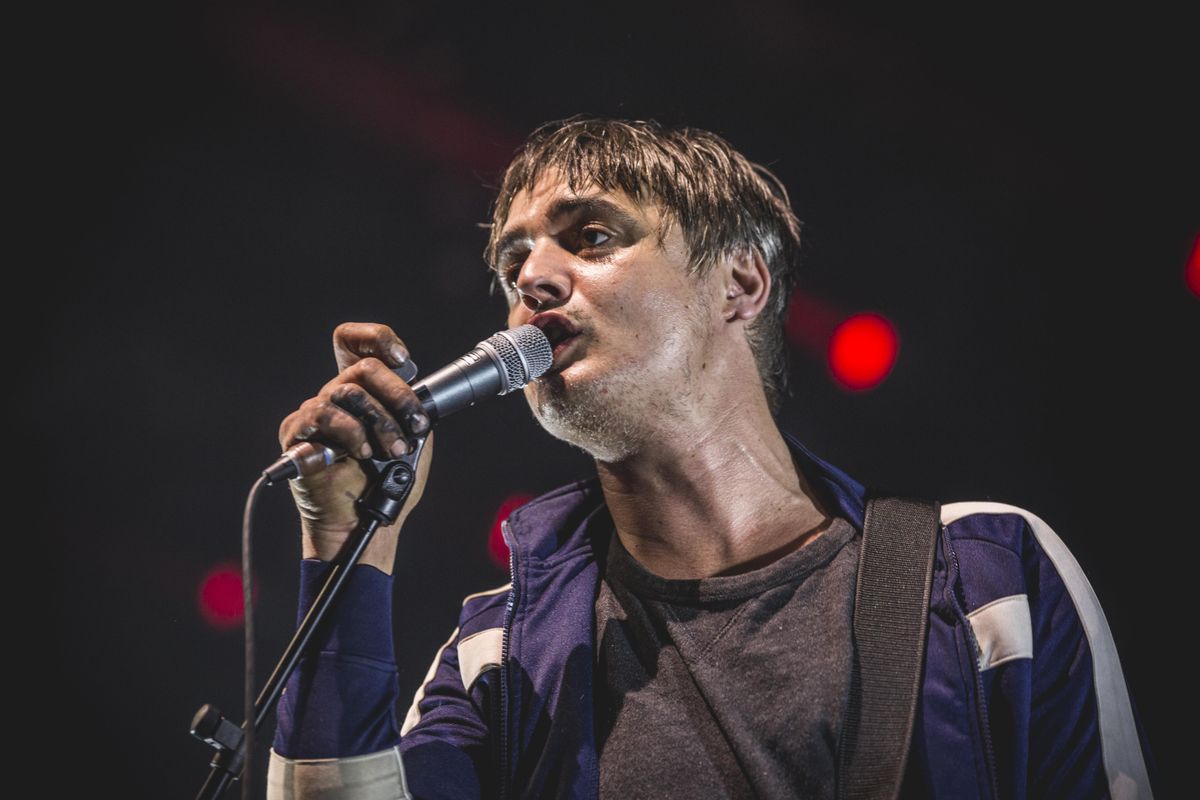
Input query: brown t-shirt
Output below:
<box><xmin>594</xmin><ymin>518</ymin><xmax>860</xmax><ymax>799</ymax></box>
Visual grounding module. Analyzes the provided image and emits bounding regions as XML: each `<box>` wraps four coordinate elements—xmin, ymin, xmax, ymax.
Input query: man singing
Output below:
<box><xmin>266</xmin><ymin>117</ymin><xmax>1156</xmax><ymax>798</ymax></box>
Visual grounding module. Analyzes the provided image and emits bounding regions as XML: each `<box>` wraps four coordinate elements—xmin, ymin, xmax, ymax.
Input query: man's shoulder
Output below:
<box><xmin>452</xmin><ymin>582</ymin><xmax>511</xmax><ymax>641</ymax></box>
<box><xmin>504</xmin><ymin>475</ymin><xmax>608</xmax><ymax>563</ymax></box>
<box><xmin>939</xmin><ymin>500</ymin><xmax>1056</xmax><ymax>559</ymax></box>
<box><xmin>935</xmin><ymin>500</ymin><xmax>1097</xmax><ymax>648</ymax></box>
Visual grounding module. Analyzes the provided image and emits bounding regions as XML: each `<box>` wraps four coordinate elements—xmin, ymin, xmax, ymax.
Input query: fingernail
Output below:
<box><xmin>391</xmin><ymin>439</ymin><xmax>409</xmax><ymax>457</ymax></box>
<box><xmin>409</xmin><ymin>412</ymin><xmax>430</xmax><ymax>433</ymax></box>
<box><xmin>359</xmin><ymin>442</ymin><xmax>373</xmax><ymax>458</ymax></box>
<box><xmin>388</xmin><ymin>344</ymin><xmax>408</xmax><ymax>366</ymax></box>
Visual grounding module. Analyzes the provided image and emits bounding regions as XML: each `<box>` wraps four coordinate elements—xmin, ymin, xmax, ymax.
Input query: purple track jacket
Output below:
<box><xmin>268</xmin><ymin>432</ymin><xmax>1158</xmax><ymax>799</ymax></box>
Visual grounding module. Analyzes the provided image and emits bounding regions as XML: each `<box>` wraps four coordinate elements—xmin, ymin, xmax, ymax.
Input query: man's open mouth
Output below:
<box><xmin>528</xmin><ymin>312</ymin><xmax>582</xmax><ymax>369</ymax></box>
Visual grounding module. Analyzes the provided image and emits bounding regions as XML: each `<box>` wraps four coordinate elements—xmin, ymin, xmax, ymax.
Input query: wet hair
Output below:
<box><xmin>484</xmin><ymin>115</ymin><xmax>803</xmax><ymax>414</ymax></box>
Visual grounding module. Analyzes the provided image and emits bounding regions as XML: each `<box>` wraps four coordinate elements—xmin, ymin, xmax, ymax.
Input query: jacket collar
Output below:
<box><xmin>502</xmin><ymin>429</ymin><xmax>866</xmax><ymax>563</ymax></box>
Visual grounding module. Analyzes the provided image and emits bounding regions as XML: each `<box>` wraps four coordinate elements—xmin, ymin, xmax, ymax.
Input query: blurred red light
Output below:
<box><xmin>828</xmin><ymin>313</ymin><xmax>899</xmax><ymax>391</ymax></box>
<box><xmin>198</xmin><ymin>563</ymin><xmax>247</xmax><ymax>629</ymax></box>
<box><xmin>489</xmin><ymin>494</ymin><xmax>534</xmax><ymax>569</ymax></box>
<box><xmin>1186</xmin><ymin>233</ymin><xmax>1199</xmax><ymax>298</ymax></box>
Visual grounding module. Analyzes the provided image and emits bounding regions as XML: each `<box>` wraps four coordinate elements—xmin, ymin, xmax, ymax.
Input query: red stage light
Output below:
<box><xmin>828</xmin><ymin>312</ymin><xmax>899</xmax><ymax>391</ymax></box>
<box><xmin>1186</xmin><ymin>233</ymin><xmax>1199</xmax><ymax>298</ymax></box>
<box><xmin>489</xmin><ymin>494</ymin><xmax>534</xmax><ymax>568</ymax></box>
<box><xmin>198</xmin><ymin>563</ymin><xmax>248</xmax><ymax>629</ymax></box>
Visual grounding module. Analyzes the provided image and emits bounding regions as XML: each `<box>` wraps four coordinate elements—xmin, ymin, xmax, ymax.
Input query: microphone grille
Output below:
<box><xmin>487</xmin><ymin>324</ymin><xmax>553</xmax><ymax>391</ymax></box>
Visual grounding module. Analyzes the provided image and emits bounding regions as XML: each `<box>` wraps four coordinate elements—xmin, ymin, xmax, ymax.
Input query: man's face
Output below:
<box><xmin>495</xmin><ymin>171</ymin><xmax>723</xmax><ymax>460</ymax></box>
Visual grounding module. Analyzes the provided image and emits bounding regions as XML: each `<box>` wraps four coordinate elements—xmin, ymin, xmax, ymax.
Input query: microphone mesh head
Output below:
<box><xmin>487</xmin><ymin>324</ymin><xmax>553</xmax><ymax>392</ymax></box>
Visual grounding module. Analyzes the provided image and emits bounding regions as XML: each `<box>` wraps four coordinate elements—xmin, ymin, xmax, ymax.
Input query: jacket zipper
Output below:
<box><xmin>498</xmin><ymin>518</ymin><xmax>519</xmax><ymax>800</ymax></box>
<box><xmin>942</xmin><ymin>525</ymin><xmax>1002</xmax><ymax>799</ymax></box>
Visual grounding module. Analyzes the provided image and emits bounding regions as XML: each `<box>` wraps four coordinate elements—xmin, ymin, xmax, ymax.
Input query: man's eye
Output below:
<box><xmin>581</xmin><ymin>227</ymin><xmax>611</xmax><ymax>247</ymax></box>
<box><xmin>497</xmin><ymin>257</ymin><xmax>524</xmax><ymax>289</ymax></box>
<box><xmin>502</xmin><ymin>264</ymin><xmax>521</xmax><ymax>289</ymax></box>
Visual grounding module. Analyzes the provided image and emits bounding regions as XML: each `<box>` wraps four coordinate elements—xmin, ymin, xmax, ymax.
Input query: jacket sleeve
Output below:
<box><xmin>942</xmin><ymin>503</ymin><xmax>1158</xmax><ymax>799</ymax></box>
<box><xmin>266</xmin><ymin>559</ymin><xmax>500</xmax><ymax>800</ymax></box>
<box><xmin>266</xmin><ymin>558</ymin><xmax>409</xmax><ymax>799</ymax></box>
<box><xmin>1019</xmin><ymin>510</ymin><xmax>1158</xmax><ymax>799</ymax></box>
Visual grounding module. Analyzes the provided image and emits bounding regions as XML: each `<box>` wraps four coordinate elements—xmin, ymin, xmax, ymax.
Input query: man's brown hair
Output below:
<box><xmin>485</xmin><ymin>115</ymin><xmax>803</xmax><ymax>413</ymax></box>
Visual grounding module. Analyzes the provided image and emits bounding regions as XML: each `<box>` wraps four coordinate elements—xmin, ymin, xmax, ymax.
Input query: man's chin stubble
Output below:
<box><xmin>527</xmin><ymin>374</ymin><xmax>642</xmax><ymax>463</ymax></box>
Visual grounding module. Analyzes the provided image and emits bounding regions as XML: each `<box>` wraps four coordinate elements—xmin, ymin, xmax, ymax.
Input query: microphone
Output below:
<box><xmin>263</xmin><ymin>324</ymin><xmax>553</xmax><ymax>483</ymax></box>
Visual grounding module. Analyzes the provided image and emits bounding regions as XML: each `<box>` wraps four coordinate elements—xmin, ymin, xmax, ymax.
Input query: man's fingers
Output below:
<box><xmin>329</xmin><ymin>383</ymin><xmax>412</xmax><ymax>458</ymax></box>
<box><xmin>276</xmin><ymin>325</ymin><xmax>428</xmax><ymax>464</ymax></box>
<box><xmin>322</xmin><ymin>357</ymin><xmax>430</xmax><ymax>440</ymax></box>
<box><xmin>279</xmin><ymin>397</ymin><xmax>374</xmax><ymax>458</ymax></box>
<box><xmin>332</xmin><ymin>322</ymin><xmax>410</xmax><ymax>373</ymax></box>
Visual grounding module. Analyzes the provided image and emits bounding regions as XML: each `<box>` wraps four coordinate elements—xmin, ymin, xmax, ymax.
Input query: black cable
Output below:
<box><xmin>242</xmin><ymin>474</ymin><xmax>268</xmax><ymax>800</ymax></box>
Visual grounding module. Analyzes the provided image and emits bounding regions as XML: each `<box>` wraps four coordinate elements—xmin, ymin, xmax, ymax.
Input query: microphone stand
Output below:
<box><xmin>189</xmin><ymin>434</ymin><xmax>431</xmax><ymax>800</ymax></box>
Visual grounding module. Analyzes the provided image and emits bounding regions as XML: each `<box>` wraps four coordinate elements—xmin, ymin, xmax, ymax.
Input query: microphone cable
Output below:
<box><xmin>241</xmin><ymin>474</ymin><xmax>268</xmax><ymax>800</ymax></box>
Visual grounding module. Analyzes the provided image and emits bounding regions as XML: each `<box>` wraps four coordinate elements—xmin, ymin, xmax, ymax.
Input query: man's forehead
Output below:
<box><xmin>501</xmin><ymin>172</ymin><xmax>661</xmax><ymax>230</ymax></box>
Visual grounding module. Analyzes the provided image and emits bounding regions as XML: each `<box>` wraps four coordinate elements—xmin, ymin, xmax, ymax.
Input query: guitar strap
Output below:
<box><xmin>836</xmin><ymin>495</ymin><xmax>941</xmax><ymax>800</ymax></box>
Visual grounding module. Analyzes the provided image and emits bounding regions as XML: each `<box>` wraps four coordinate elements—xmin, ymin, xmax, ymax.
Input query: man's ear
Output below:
<box><xmin>722</xmin><ymin>246</ymin><xmax>771</xmax><ymax>322</ymax></box>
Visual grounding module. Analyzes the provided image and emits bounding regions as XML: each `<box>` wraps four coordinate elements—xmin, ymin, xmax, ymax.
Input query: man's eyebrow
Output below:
<box><xmin>493</xmin><ymin>196</ymin><xmax>643</xmax><ymax>266</ymax></box>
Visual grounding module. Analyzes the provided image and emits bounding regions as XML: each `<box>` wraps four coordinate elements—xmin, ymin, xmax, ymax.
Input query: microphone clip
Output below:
<box><xmin>354</xmin><ymin>432</ymin><xmax>431</xmax><ymax>527</ymax></box>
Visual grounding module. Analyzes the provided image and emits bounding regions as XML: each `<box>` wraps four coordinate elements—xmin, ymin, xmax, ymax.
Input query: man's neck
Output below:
<box><xmin>594</xmin><ymin>397</ymin><xmax>830</xmax><ymax>580</ymax></box>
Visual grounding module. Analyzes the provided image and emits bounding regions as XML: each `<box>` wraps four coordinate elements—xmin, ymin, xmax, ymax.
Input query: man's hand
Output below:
<box><xmin>277</xmin><ymin>322</ymin><xmax>434</xmax><ymax>574</ymax></box>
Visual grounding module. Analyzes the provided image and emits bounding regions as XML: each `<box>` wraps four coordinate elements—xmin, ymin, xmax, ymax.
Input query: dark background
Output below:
<box><xmin>35</xmin><ymin>1</ymin><xmax>1194</xmax><ymax>796</ymax></box>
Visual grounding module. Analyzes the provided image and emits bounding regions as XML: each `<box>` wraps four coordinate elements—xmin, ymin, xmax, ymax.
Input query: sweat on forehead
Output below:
<box><xmin>489</xmin><ymin>174</ymin><xmax>675</xmax><ymax>270</ymax></box>
<box><xmin>496</xmin><ymin>172</ymin><xmax>674</xmax><ymax>251</ymax></box>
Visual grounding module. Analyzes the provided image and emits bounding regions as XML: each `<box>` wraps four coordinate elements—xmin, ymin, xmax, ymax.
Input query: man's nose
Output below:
<box><xmin>515</xmin><ymin>241</ymin><xmax>572</xmax><ymax>312</ymax></box>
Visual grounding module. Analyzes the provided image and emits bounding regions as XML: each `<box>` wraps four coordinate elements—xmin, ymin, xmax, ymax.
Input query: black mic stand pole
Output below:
<box><xmin>189</xmin><ymin>434</ymin><xmax>431</xmax><ymax>800</ymax></box>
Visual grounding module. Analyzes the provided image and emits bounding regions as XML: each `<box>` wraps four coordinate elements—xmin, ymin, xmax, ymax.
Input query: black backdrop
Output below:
<box><xmin>34</xmin><ymin>1</ymin><xmax>1194</xmax><ymax>796</ymax></box>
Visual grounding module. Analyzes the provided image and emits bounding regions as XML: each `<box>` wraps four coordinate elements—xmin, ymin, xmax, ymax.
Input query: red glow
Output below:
<box><xmin>828</xmin><ymin>313</ymin><xmax>899</xmax><ymax>391</ymax></box>
<box><xmin>1186</xmin><ymin>234</ymin><xmax>1200</xmax><ymax>298</ymax></box>
<box><xmin>489</xmin><ymin>494</ymin><xmax>534</xmax><ymax>568</ymax></box>
<box><xmin>197</xmin><ymin>563</ymin><xmax>250</xmax><ymax>629</ymax></box>
<box><xmin>785</xmin><ymin>289</ymin><xmax>842</xmax><ymax>355</ymax></box>
<box><xmin>219</xmin><ymin>8</ymin><xmax>519</xmax><ymax>176</ymax></box>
